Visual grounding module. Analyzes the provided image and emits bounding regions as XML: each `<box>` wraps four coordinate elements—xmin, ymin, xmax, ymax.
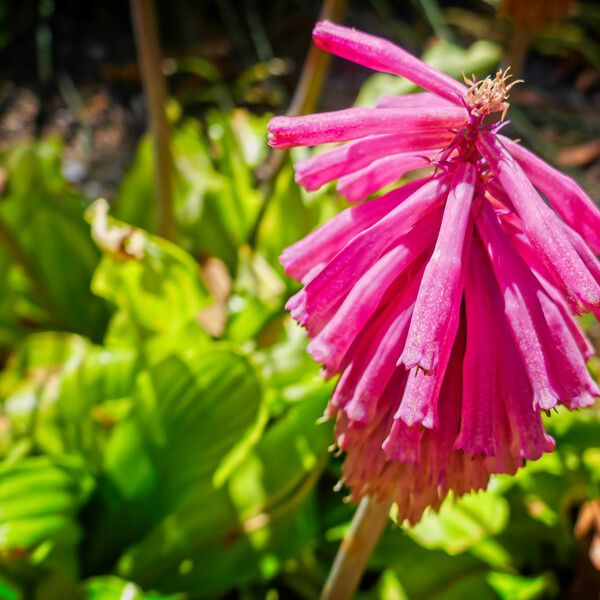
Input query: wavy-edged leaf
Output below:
<box><xmin>83</xmin><ymin>346</ymin><xmax>264</xmax><ymax>570</ymax></box>
<box><xmin>0</xmin><ymin>138</ymin><xmax>109</xmax><ymax>341</ymax></box>
<box><xmin>87</xmin><ymin>205</ymin><xmax>209</xmax><ymax>337</ymax></box>
<box><xmin>116</xmin><ymin>385</ymin><xmax>330</xmax><ymax>596</ymax></box>
<box><xmin>0</xmin><ymin>456</ymin><xmax>93</xmax><ymax>562</ymax></box>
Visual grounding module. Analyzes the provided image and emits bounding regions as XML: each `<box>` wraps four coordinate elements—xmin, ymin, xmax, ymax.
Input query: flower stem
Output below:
<box><xmin>505</xmin><ymin>23</ymin><xmax>530</xmax><ymax>78</ymax></box>
<box><xmin>248</xmin><ymin>0</ymin><xmax>347</xmax><ymax>248</ymax></box>
<box><xmin>321</xmin><ymin>496</ymin><xmax>392</xmax><ymax>600</ymax></box>
<box><xmin>130</xmin><ymin>0</ymin><xmax>176</xmax><ymax>241</ymax></box>
<box><xmin>286</xmin><ymin>0</ymin><xmax>348</xmax><ymax>118</ymax></box>
<box><xmin>0</xmin><ymin>218</ymin><xmax>64</xmax><ymax>326</ymax></box>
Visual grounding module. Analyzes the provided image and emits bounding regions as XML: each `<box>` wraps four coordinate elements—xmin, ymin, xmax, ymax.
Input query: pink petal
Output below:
<box><xmin>477</xmin><ymin>132</ymin><xmax>600</xmax><ymax>313</ymax></box>
<box><xmin>500</xmin><ymin>135</ymin><xmax>600</xmax><ymax>254</ymax></box>
<box><xmin>395</xmin><ymin>304</ymin><xmax>467</xmax><ymax>429</ymax></box>
<box><xmin>455</xmin><ymin>235</ymin><xmax>553</xmax><ymax>464</ymax></box>
<box><xmin>295</xmin><ymin>130</ymin><xmax>451</xmax><ymax>191</ymax></box>
<box><xmin>307</xmin><ymin>223</ymin><xmax>435</xmax><ymax>373</ymax></box>
<box><xmin>312</xmin><ymin>21</ymin><xmax>468</xmax><ymax>105</ymax></box>
<box><xmin>482</xmin><ymin>262</ymin><xmax>555</xmax><ymax>460</ymax></box>
<box><xmin>337</xmin><ymin>151</ymin><xmax>434</xmax><ymax>202</ymax></box>
<box><xmin>499</xmin><ymin>212</ymin><xmax>596</xmax><ymax>361</ymax></box>
<box><xmin>476</xmin><ymin>200</ymin><xmax>559</xmax><ymax>411</ymax></box>
<box><xmin>382</xmin><ymin>419</ymin><xmax>422</xmax><ymax>462</ymax></box>
<box><xmin>562</xmin><ymin>224</ymin><xmax>600</xmax><ymax>286</ymax></box>
<box><xmin>268</xmin><ymin>106</ymin><xmax>467</xmax><ymax>149</ymax></box>
<box><xmin>498</xmin><ymin>347</ymin><xmax>555</xmax><ymax>463</ymax></box>
<box><xmin>537</xmin><ymin>277</ymin><xmax>595</xmax><ymax>361</ymax></box>
<box><xmin>331</xmin><ymin>284</ymin><xmax>416</xmax><ymax>421</ymax></box>
<box><xmin>289</xmin><ymin>177</ymin><xmax>448</xmax><ymax>335</ymax></box>
<box><xmin>454</xmin><ymin>237</ymin><xmax>505</xmax><ymax>457</ymax></box>
<box><xmin>396</xmin><ymin>319</ymin><xmax>465</xmax><ymax>469</ymax></box>
<box><xmin>376</xmin><ymin>91</ymin><xmax>455</xmax><ymax>109</ymax></box>
<box><xmin>343</xmin><ymin>280</ymin><xmax>420</xmax><ymax>423</ymax></box>
<box><xmin>435</xmin><ymin>319</ymin><xmax>465</xmax><ymax>450</ymax></box>
<box><xmin>538</xmin><ymin>293</ymin><xmax>600</xmax><ymax>409</ymax></box>
<box><xmin>400</xmin><ymin>162</ymin><xmax>476</xmax><ymax>373</ymax></box>
<box><xmin>280</xmin><ymin>177</ymin><xmax>428</xmax><ymax>281</ymax></box>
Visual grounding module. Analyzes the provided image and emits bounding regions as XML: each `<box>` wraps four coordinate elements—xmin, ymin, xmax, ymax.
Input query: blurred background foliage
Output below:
<box><xmin>0</xmin><ymin>0</ymin><xmax>599</xmax><ymax>598</ymax></box>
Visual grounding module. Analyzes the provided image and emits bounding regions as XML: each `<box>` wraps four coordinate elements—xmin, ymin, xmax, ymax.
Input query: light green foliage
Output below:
<box><xmin>0</xmin><ymin>139</ymin><xmax>109</xmax><ymax>343</ymax></box>
<box><xmin>405</xmin><ymin>491</ymin><xmax>510</xmax><ymax>554</ymax></box>
<box><xmin>0</xmin><ymin>103</ymin><xmax>597</xmax><ymax>600</ymax></box>
<box><xmin>84</xmin><ymin>576</ymin><xmax>176</xmax><ymax>599</ymax></box>
<box><xmin>89</xmin><ymin>214</ymin><xmax>210</xmax><ymax>339</ymax></box>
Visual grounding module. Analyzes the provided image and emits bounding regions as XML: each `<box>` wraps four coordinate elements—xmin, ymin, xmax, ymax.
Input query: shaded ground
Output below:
<box><xmin>1</xmin><ymin>0</ymin><xmax>599</xmax><ymax>198</ymax></box>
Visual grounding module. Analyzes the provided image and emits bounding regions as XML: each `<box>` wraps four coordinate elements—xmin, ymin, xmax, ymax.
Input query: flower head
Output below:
<box><xmin>269</xmin><ymin>21</ymin><xmax>600</xmax><ymax>523</ymax></box>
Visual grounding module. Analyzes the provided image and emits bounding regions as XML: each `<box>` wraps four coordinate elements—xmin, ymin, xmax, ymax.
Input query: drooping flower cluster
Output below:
<box><xmin>269</xmin><ymin>21</ymin><xmax>600</xmax><ymax>523</ymax></box>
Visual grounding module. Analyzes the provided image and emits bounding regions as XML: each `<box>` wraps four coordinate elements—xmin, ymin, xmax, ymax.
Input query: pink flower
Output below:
<box><xmin>269</xmin><ymin>21</ymin><xmax>600</xmax><ymax>523</ymax></box>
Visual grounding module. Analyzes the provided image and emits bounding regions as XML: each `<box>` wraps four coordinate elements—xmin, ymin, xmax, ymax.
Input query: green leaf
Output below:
<box><xmin>81</xmin><ymin>345</ymin><xmax>264</xmax><ymax>570</ymax></box>
<box><xmin>487</xmin><ymin>572</ymin><xmax>558</xmax><ymax>600</ymax></box>
<box><xmin>58</xmin><ymin>347</ymin><xmax>140</xmax><ymax>424</ymax></box>
<box><xmin>376</xmin><ymin>569</ymin><xmax>409</xmax><ymax>600</ymax></box>
<box><xmin>144</xmin><ymin>347</ymin><xmax>265</xmax><ymax>495</ymax></box>
<box><xmin>0</xmin><ymin>138</ymin><xmax>109</xmax><ymax>341</ymax></box>
<box><xmin>0</xmin><ymin>333</ymin><xmax>93</xmax><ymax>458</ymax></box>
<box><xmin>113</xmin><ymin>111</ymin><xmax>268</xmax><ymax>271</ymax></box>
<box><xmin>2</xmin><ymin>338</ymin><xmax>141</xmax><ymax>464</ymax></box>
<box><xmin>0</xmin><ymin>456</ymin><xmax>93</xmax><ymax>562</ymax></box>
<box><xmin>373</xmin><ymin>533</ymin><xmax>497</xmax><ymax>600</ymax></box>
<box><xmin>115</xmin><ymin>383</ymin><xmax>330</xmax><ymax>596</ymax></box>
<box><xmin>83</xmin><ymin>576</ymin><xmax>176</xmax><ymax>600</ymax></box>
<box><xmin>0</xmin><ymin>332</ymin><xmax>89</xmax><ymax>399</ymax></box>
<box><xmin>406</xmin><ymin>491</ymin><xmax>509</xmax><ymax>555</ymax></box>
<box><xmin>0</xmin><ymin>575</ymin><xmax>21</xmax><ymax>600</ymax></box>
<box><xmin>87</xmin><ymin>202</ymin><xmax>209</xmax><ymax>337</ymax></box>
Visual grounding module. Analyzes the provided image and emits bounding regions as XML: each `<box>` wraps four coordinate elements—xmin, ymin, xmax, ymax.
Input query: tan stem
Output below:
<box><xmin>248</xmin><ymin>0</ymin><xmax>347</xmax><ymax>247</ymax></box>
<box><xmin>130</xmin><ymin>0</ymin><xmax>176</xmax><ymax>241</ymax></box>
<box><xmin>505</xmin><ymin>24</ymin><xmax>530</xmax><ymax>78</ymax></box>
<box><xmin>287</xmin><ymin>0</ymin><xmax>348</xmax><ymax>118</ymax></box>
<box><xmin>321</xmin><ymin>496</ymin><xmax>392</xmax><ymax>600</ymax></box>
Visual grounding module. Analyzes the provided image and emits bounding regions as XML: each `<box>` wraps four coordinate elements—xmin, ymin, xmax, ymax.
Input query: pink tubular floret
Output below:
<box><xmin>337</xmin><ymin>152</ymin><xmax>435</xmax><ymax>203</ymax></box>
<box><xmin>476</xmin><ymin>200</ymin><xmax>559</xmax><ymax>411</ymax></box>
<box><xmin>477</xmin><ymin>132</ymin><xmax>600</xmax><ymax>313</ymax></box>
<box><xmin>280</xmin><ymin>177</ymin><xmax>429</xmax><ymax>281</ymax></box>
<box><xmin>312</xmin><ymin>21</ymin><xmax>468</xmax><ymax>104</ymax></box>
<box><xmin>500</xmin><ymin>135</ymin><xmax>600</xmax><ymax>254</ymax></box>
<box><xmin>375</xmin><ymin>91</ymin><xmax>455</xmax><ymax>110</ymax></box>
<box><xmin>399</xmin><ymin>162</ymin><xmax>476</xmax><ymax>375</ymax></box>
<box><xmin>294</xmin><ymin>130</ymin><xmax>452</xmax><ymax>191</ymax></box>
<box><xmin>268</xmin><ymin>106</ymin><xmax>467</xmax><ymax>149</ymax></box>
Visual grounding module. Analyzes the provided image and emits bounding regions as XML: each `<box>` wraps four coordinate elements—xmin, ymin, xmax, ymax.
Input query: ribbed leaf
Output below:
<box><xmin>116</xmin><ymin>387</ymin><xmax>331</xmax><ymax>596</ymax></box>
<box><xmin>0</xmin><ymin>138</ymin><xmax>109</xmax><ymax>341</ymax></box>
<box><xmin>0</xmin><ymin>456</ymin><xmax>93</xmax><ymax>560</ymax></box>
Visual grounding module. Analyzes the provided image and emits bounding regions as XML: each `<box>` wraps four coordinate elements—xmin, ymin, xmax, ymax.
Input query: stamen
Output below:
<box><xmin>463</xmin><ymin>67</ymin><xmax>523</xmax><ymax>120</ymax></box>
